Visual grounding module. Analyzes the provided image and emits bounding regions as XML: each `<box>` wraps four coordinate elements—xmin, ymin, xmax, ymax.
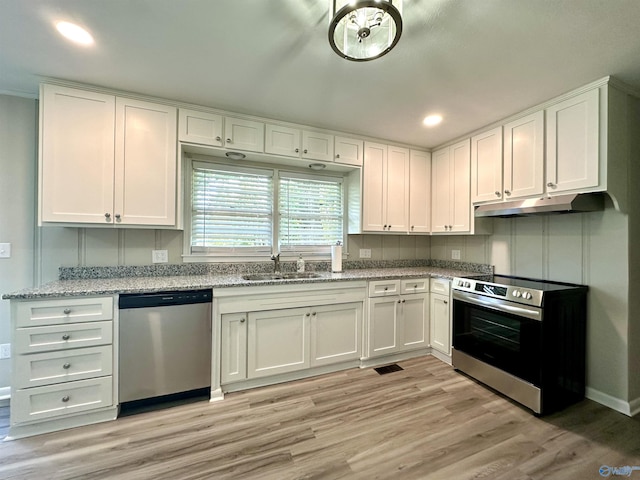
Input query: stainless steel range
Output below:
<box><xmin>451</xmin><ymin>275</ymin><xmax>588</xmax><ymax>415</ymax></box>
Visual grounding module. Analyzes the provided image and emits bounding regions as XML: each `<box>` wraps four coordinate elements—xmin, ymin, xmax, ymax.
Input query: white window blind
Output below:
<box><xmin>191</xmin><ymin>163</ymin><xmax>273</xmax><ymax>254</ymax></box>
<box><xmin>278</xmin><ymin>172</ymin><xmax>343</xmax><ymax>252</ymax></box>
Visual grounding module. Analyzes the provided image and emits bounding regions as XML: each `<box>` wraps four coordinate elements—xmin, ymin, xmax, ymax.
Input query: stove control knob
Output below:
<box><xmin>522</xmin><ymin>291</ymin><xmax>533</xmax><ymax>300</ymax></box>
<box><xmin>464</xmin><ymin>281</ymin><xmax>471</xmax><ymax>288</ymax></box>
<box><xmin>513</xmin><ymin>290</ymin><xmax>522</xmax><ymax>298</ymax></box>
<box><xmin>457</xmin><ymin>280</ymin><xmax>464</xmax><ymax>286</ymax></box>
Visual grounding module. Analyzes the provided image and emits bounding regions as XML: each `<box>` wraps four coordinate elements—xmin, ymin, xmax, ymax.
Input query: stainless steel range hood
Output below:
<box><xmin>474</xmin><ymin>193</ymin><xmax>605</xmax><ymax>218</ymax></box>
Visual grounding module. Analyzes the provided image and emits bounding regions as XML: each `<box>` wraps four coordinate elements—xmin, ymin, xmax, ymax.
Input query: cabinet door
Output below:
<box><xmin>221</xmin><ymin>313</ymin><xmax>247</xmax><ymax>384</ymax></box>
<box><xmin>431</xmin><ymin>146</ymin><xmax>451</xmax><ymax>233</ymax></box>
<box><xmin>178</xmin><ymin>109</ymin><xmax>223</xmax><ymax>147</ymax></box>
<box><xmin>334</xmin><ymin>136</ymin><xmax>363</xmax><ymax>166</ymax></box>
<box><xmin>450</xmin><ymin>139</ymin><xmax>471</xmax><ymax>233</ymax></box>
<box><xmin>247</xmin><ymin>308</ymin><xmax>309</xmax><ymax>378</ymax></box>
<box><xmin>114</xmin><ymin>98</ymin><xmax>177</xmax><ymax>226</ymax></box>
<box><xmin>546</xmin><ymin>89</ymin><xmax>599</xmax><ymax>193</ymax></box>
<box><xmin>471</xmin><ymin>127</ymin><xmax>503</xmax><ymax>203</ymax></box>
<box><xmin>311</xmin><ymin>303</ymin><xmax>362</xmax><ymax>367</ymax></box>
<box><xmin>408</xmin><ymin>150</ymin><xmax>431</xmax><ymax>233</ymax></box>
<box><xmin>40</xmin><ymin>84</ymin><xmax>115</xmax><ymax>224</ymax></box>
<box><xmin>430</xmin><ymin>293</ymin><xmax>450</xmax><ymax>355</ymax></box>
<box><xmin>265</xmin><ymin>124</ymin><xmax>300</xmax><ymax>157</ymax></box>
<box><xmin>385</xmin><ymin>146</ymin><xmax>410</xmax><ymax>232</ymax></box>
<box><xmin>399</xmin><ymin>294</ymin><xmax>428</xmax><ymax>350</ymax></box>
<box><xmin>362</xmin><ymin>142</ymin><xmax>387</xmax><ymax>232</ymax></box>
<box><xmin>224</xmin><ymin>117</ymin><xmax>265</xmax><ymax>153</ymax></box>
<box><xmin>367</xmin><ymin>297</ymin><xmax>399</xmax><ymax>357</ymax></box>
<box><xmin>302</xmin><ymin>131</ymin><xmax>334</xmax><ymax>162</ymax></box>
<box><xmin>504</xmin><ymin>111</ymin><xmax>544</xmax><ymax>199</ymax></box>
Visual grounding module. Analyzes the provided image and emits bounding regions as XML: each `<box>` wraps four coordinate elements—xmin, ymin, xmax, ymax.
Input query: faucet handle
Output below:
<box><xmin>270</xmin><ymin>253</ymin><xmax>280</xmax><ymax>260</ymax></box>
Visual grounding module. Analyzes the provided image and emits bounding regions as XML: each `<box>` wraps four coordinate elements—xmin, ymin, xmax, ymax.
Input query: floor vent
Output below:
<box><xmin>374</xmin><ymin>364</ymin><xmax>404</xmax><ymax>375</ymax></box>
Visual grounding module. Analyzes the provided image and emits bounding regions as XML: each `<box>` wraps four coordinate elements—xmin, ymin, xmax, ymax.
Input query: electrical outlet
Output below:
<box><xmin>0</xmin><ymin>344</ymin><xmax>10</xmax><ymax>359</ymax></box>
<box><xmin>359</xmin><ymin>248</ymin><xmax>372</xmax><ymax>259</ymax></box>
<box><xmin>152</xmin><ymin>249</ymin><xmax>168</xmax><ymax>263</ymax></box>
<box><xmin>451</xmin><ymin>249</ymin><xmax>461</xmax><ymax>260</ymax></box>
<box><xmin>0</xmin><ymin>243</ymin><xmax>10</xmax><ymax>258</ymax></box>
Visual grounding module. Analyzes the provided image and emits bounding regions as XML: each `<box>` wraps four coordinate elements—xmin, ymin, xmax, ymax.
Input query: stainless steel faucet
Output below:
<box><xmin>270</xmin><ymin>253</ymin><xmax>281</xmax><ymax>274</ymax></box>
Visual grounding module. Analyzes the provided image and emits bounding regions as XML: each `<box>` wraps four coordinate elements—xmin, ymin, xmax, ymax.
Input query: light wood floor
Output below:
<box><xmin>1</xmin><ymin>355</ymin><xmax>639</xmax><ymax>480</ymax></box>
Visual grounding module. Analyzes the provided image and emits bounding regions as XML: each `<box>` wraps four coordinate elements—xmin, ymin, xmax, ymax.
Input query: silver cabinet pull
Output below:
<box><xmin>63</xmin><ymin>308</ymin><xmax>71</xmax><ymax>315</ymax></box>
<box><xmin>303</xmin><ymin>149</ymin><xmax>308</xmax><ymax>154</ymax></box>
<box><xmin>504</xmin><ymin>190</ymin><xmax>511</xmax><ymax>195</ymax></box>
<box><xmin>215</xmin><ymin>136</ymin><xmax>221</xmax><ymax>142</ymax></box>
<box><xmin>63</xmin><ymin>363</ymin><xmax>71</xmax><ymax>370</ymax></box>
<box><xmin>305</xmin><ymin>312</ymin><xmax>311</xmax><ymax>317</ymax></box>
<box><xmin>61</xmin><ymin>395</ymin><xmax>70</xmax><ymax>403</ymax></box>
<box><xmin>294</xmin><ymin>148</ymin><xmax>299</xmax><ymax>153</ymax></box>
<box><xmin>62</xmin><ymin>334</ymin><xmax>71</xmax><ymax>341</ymax></box>
<box><xmin>444</xmin><ymin>300</ymin><xmax>448</xmax><ymax>304</ymax></box>
<box><xmin>495</xmin><ymin>191</ymin><xmax>501</xmax><ymax>196</ymax></box>
<box><xmin>240</xmin><ymin>317</ymin><xmax>246</xmax><ymax>323</ymax></box>
<box><xmin>115</xmin><ymin>214</ymin><xmax>121</xmax><ymax>221</ymax></box>
<box><xmin>104</xmin><ymin>213</ymin><xmax>111</xmax><ymax>220</ymax></box>
<box><xmin>226</xmin><ymin>138</ymin><xmax>232</xmax><ymax>144</ymax></box>
<box><xmin>547</xmin><ymin>182</ymin><xmax>556</xmax><ymax>188</ymax></box>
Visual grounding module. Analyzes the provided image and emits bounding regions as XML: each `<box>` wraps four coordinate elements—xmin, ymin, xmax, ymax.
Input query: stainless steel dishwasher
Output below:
<box><xmin>118</xmin><ymin>289</ymin><xmax>212</xmax><ymax>405</ymax></box>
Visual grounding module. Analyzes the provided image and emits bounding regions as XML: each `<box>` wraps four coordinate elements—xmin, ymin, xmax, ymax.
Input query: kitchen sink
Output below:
<box><xmin>242</xmin><ymin>272</ymin><xmax>322</xmax><ymax>281</ymax></box>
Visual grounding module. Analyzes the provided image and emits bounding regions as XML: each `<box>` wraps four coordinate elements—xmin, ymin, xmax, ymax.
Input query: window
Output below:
<box><xmin>188</xmin><ymin>160</ymin><xmax>345</xmax><ymax>258</ymax></box>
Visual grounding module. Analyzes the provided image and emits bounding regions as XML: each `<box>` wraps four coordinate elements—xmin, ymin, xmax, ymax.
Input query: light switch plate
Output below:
<box><xmin>0</xmin><ymin>344</ymin><xmax>10</xmax><ymax>359</ymax></box>
<box><xmin>451</xmin><ymin>249</ymin><xmax>461</xmax><ymax>260</ymax></box>
<box><xmin>152</xmin><ymin>249</ymin><xmax>168</xmax><ymax>263</ymax></box>
<box><xmin>359</xmin><ymin>248</ymin><xmax>372</xmax><ymax>259</ymax></box>
<box><xmin>0</xmin><ymin>243</ymin><xmax>10</xmax><ymax>258</ymax></box>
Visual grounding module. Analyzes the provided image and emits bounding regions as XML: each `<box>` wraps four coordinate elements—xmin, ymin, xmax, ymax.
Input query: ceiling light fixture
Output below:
<box><xmin>55</xmin><ymin>21</ymin><xmax>94</xmax><ymax>45</ymax></box>
<box><xmin>423</xmin><ymin>114</ymin><xmax>443</xmax><ymax>127</ymax></box>
<box><xmin>328</xmin><ymin>0</ymin><xmax>403</xmax><ymax>62</ymax></box>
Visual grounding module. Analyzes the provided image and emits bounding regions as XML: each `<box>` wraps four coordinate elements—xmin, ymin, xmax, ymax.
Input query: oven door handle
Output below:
<box><xmin>452</xmin><ymin>291</ymin><xmax>542</xmax><ymax>321</ymax></box>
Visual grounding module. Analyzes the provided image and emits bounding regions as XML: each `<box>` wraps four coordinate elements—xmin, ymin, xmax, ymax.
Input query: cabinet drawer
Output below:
<box><xmin>15</xmin><ymin>321</ymin><xmax>113</xmax><ymax>354</ymax></box>
<box><xmin>15</xmin><ymin>297</ymin><xmax>113</xmax><ymax>327</ymax></box>
<box><xmin>368</xmin><ymin>280</ymin><xmax>400</xmax><ymax>297</ymax></box>
<box><xmin>12</xmin><ymin>376</ymin><xmax>113</xmax><ymax>424</ymax></box>
<box><xmin>14</xmin><ymin>346</ymin><xmax>113</xmax><ymax>389</ymax></box>
<box><xmin>400</xmin><ymin>278</ymin><xmax>429</xmax><ymax>294</ymax></box>
<box><xmin>430</xmin><ymin>278</ymin><xmax>451</xmax><ymax>295</ymax></box>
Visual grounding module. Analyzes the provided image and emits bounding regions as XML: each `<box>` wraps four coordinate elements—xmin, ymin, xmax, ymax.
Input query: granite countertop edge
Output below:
<box><xmin>3</xmin><ymin>267</ymin><xmax>491</xmax><ymax>300</ymax></box>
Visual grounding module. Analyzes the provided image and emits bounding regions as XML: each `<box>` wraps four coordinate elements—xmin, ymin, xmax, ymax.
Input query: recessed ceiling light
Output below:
<box><xmin>55</xmin><ymin>21</ymin><xmax>94</xmax><ymax>45</ymax></box>
<box><xmin>423</xmin><ymin>114</ymin><xmax>443</xmax><ymax>127</ymax></box>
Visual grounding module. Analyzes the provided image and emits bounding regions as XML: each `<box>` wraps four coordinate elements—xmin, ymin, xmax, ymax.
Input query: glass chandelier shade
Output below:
<box><xmin>328</xmin><ymin>0</ymin><xmax>403</xmax><ymax>61</ymax></box>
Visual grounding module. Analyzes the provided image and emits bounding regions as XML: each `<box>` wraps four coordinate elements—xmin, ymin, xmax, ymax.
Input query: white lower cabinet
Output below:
<box><xmin>311</xmin><ymin>303</ymin><xmax>362</xmax><ymax>367</ymax></box>
<box><xmin>429</xmin><ymin>278</ymin><xmax>452</xmax><ymax>356</ymax></box>
<box><xmin>367</xmin><ymin>279</ymin><xmax>429</xmax><ymax>358</ymax></box>
<box><xmin>220</xmin><ymin>313</ymin><xmax>248</xmax><ymax>384</ymax></box>
<box><xmin>9</xmin><ymin>295</ymin><xmax>116</xmax><ymax>439</ymax></box>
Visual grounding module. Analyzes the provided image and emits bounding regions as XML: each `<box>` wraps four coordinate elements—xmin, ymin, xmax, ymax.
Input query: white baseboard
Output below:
<box><xmin>586</xmin><ymin>387</ymin><xmax>632</xmax><ymax>416</ymax></box>
<box><xmin>0</xmin><ymin>387</ymin><xmax>9</xmax><ymax>407</ymax></box>
<box><xmin>628</xmin><ymin>396</ymin><xmax>640</xmax><ymax>417</ymax></box>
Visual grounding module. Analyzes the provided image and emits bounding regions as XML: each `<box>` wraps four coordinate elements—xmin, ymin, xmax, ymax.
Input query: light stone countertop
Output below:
<box><xmin>2</xmin><ymin>266</ymin><xmax>491</xmax><ymax>300</ymax></box>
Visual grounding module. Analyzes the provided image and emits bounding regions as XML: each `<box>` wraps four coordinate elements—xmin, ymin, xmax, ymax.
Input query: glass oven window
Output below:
<box><xmin>453</xmin><ymin>302</ymin><xmax>541</xmax><ymax>386</ymax></box>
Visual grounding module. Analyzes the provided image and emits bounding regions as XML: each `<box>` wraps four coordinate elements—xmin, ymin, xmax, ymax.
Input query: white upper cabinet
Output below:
<box><xmin>431</xmin><ymin>139</ymin><xmax>471</xmax><ymax>234</ymax></box>
<box><xmin>224</xmin><ymin>117</ymin><xmax>264</xmax><ymax>153</ymax></box>
<box><xmin>408</xmin><ymin>150</ymin><xmax>431</xmax><ymax>233</ymax></box>
<box><xmin>545</xmin><ymin>88</ymin><xmax>599</xmax><ymax>194</ymax></box>
<box><xmin>362</xmin><ymin>142</ymin><xmax>409</xmax><ymax>232</ymax></box>
<box><xmin>39</xmin><ymin>84</ymin><xmax>178</xmax><ymax>227</ymax></box>
<box><xmin>264</xmin><ymin>124</ymin><xmax>334</xmax><ymax>162</ymax></box>
<box><xmin>178</xmin><ymin>109</ymin><xmax>223</xmax><ymax>147</ymax></box>
<box><xmin>114</xmin><ymin>98</ymin><xmax>177</xmax><ymax>226</ymax></box>
<box><xmin>334</xmin><ymin>136</ymin><xmax>363</xmax><ymax>166</ymax></box>
<box><xmin>503</xmin><ymin>110</ymin><xmax>545</xmax><ymax>199</ymax></box>
<box><xmin>471</xmin><ymin>127</ymin><xmax>503</xmax><ymax>203</ymax></box>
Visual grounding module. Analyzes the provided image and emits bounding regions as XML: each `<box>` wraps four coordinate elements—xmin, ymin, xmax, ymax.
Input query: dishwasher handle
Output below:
<box><xmin>119</xmin><ymin>289</ymin><xmax>212</xmax><ymax>309</ymax></box>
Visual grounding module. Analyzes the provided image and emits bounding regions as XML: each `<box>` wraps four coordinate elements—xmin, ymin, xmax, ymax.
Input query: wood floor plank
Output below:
<box><xmin>2</xmin><ymin>355</ymin><xmax>640</xmax><ymax>479</ymax></box>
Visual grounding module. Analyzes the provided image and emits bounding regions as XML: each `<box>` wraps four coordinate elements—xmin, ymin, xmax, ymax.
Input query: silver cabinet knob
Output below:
<box><xmin>411</xmin><ymin>225</ymin><xmax>414</xmax><ymax>230</ymax></box>
<box><xmin>547</xmin><ymin>182</ymin><xmax>556</xmax><ymax>188</ymax></box>
<box><xmin>62</xmin><ymin>395</ymin><xmax>70</xmax><ymax>403</ymax></box>
<box><xmin>312</xmin><ymin>312</ymin><xmax>317</xmax><ymax>316</ymax></box>
<box><xmin>115</xmin><ymin>214</ymin><xmax>121</xmax><ymax>221</ymax></box>
<box><xmin>63</xmin><ymin>363</ymin><xmax>71</xmax><ymax>370</ymax></box>
<box><xmin>226</xmin><ymin>138</ymin><xmax>232</xmax><ymax>144</ymax></box>
<box><xmin>63</xmin><ymin>308</ymin><xmax>71</xmax><ymax>315</ymax></box>
<box><xmin>303</xmin><ymin>149</ymin><xmax>308</xmax><ymax>154</ymax></box>
<box><xmin>105</xmin><ymin>213</ymin><xmax>111</xmax><ymax>220</ymax></box>
<box><xmin>449</xmin><ymin>225</ymin><xmax>453</xmax><ymax>230</ymax></box>
<box><xmin>401</xmin><ymin>299</ymin><xmax>406</xmax><ymax>303</ymax></box>
<box><xmin>495</xmin><ymin>191</ymin><xmax>501</xmax><ymax>197</ymax></box>
<box><xmin>215</xmin><ymin>136</ymin><xmax>222</xmax><ymax>142</ymax></box>
<box><xmin>240</xmin><ymin>317</ymin><xmax>246</xmax><ymax>323</ymax></box>
<box><xmin>504</xmin><ymin>190</ymin><xmax>511</xmax><ymax>195</ymax></box>
<box><xmin>62</xmin><ymin>333</ymin><xmax>71</xmax><ymax>341</ymax></box>
<box><xmin>295</xmin><ymin>148</ymin><xmax>299</xmax><ymax>153</ymax></box>
<box><xmin>384</xmin><ymin>287</ymin><xmax>388</xmax><ymax>291</ymax></box>
<box><xmin>397</xmin><ymin>299</ymin><xmax>401</xmax><ymax>304</ymax></box>
<box><xmin>336</xmin><ymin>154</ymin><xmax>340</xmax><ymax>159</ymax></box>
<box><xmin>414</xmin><ymin>285</ymin><xmax>418</xmax><ymax>289</ymax></box>
<box><xmin>305</xmin><ymin>312</ymin><xmax>311</xmax><ymax>317</ymax></box>
<box><xmin>444</xmin><ymin>300</ymin><xmax>448</xmax><ymax>304</ymax></box>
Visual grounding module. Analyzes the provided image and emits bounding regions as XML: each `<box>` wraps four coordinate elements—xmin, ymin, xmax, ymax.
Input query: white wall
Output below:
<box><xmin>0</xmin><ymin>95</ymin><xmax>37</xmax><ymax>392</ymax></box>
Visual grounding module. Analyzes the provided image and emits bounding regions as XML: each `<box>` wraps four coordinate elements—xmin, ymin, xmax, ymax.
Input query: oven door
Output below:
<box><xmin>452</xmin><ymin>290</ymin><xmax>542</xmax><ymax>386</ymax></box>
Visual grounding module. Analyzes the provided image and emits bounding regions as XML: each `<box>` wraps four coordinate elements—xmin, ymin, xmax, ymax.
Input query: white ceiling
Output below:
<box><xmin>2</xmin><ymin>0</ymin><xmax>640</xmax><ymax>149</ymax></box>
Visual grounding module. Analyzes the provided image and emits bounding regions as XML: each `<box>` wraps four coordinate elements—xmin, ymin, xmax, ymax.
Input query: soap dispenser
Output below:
<box><xmin>296</xmin><ymin>254</ymin><xmax>305</xmax><ymax>273</ymax></box>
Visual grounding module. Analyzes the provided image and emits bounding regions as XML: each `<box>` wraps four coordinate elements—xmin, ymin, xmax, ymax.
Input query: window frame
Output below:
<box><xmin>183</xmin><ymin>156</ymin><xmax>349</xmax><ymax>262</ymax></box>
